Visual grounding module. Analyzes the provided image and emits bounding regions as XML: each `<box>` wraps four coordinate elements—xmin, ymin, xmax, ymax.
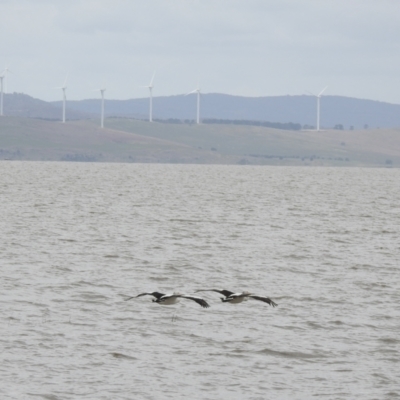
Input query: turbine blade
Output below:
<box><xmin>150</xmin><ymin>70</ymin><xmax>156</xmax><ymax>86</ymax></box>
<box><xmin>318</xmin><ymin>86</ymin><xmax>328</xmax><ymax>96</ymax></box>
<box><xmin>185</xmin><ymin>89</ymin><xmax>197</xmax><ymax>96</ymax></box>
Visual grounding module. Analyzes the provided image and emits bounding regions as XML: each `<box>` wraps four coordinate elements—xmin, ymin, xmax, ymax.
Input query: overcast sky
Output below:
<box><xmin>1</xmin><ymin>0</ymin><xmax>400</xmax><ymax>103</ymax></box>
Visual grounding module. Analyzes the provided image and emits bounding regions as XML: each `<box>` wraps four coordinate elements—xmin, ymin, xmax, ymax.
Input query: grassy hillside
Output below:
<box><xmin>105</xmin><ymin>118</ymin><xmax>400</xmax><ymax>166</ymax></box>
<box><xmin>0</xmin><ymin>117</ymin><xmax>228</xmax><ymax>163</ymax></box>
<box><xmin>1</xmin><ymin>116</ymin><xmax>399</xmax><ymax>166</ymax></box>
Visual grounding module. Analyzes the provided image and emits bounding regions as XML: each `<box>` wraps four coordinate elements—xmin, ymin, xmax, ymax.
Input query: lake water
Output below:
<box><xmin>1</xmin><ymin>162</ymin><xmax>399</xmax><ymax>399</ymax></box>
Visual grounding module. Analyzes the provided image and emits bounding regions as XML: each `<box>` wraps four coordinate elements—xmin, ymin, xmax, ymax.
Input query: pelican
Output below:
<box><xmin>125</xmin><ymin>291</ymin><xmax>210</xmax><ymax>308</ymax></box>
<box><xmin>195</xmin><ymin>289</ymin><xmax>277</xmax><ymax>307</ymax></box>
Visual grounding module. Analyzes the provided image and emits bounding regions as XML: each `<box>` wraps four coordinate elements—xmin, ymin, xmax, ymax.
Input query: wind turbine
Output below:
<box><xmin>186</xmin><ymin>83</ymin><xmax>201</xmax><ymax>124</ymax></box>
<box><xmin>56</xmin><ymin>74</ymin><xmax>68</xmax><ymax>123</ymax></box>
<box><xmin>3</xmin><ymin>66</ymin><xmax>12</xmax><ymax>93</ymax></box>
<box><xmin>0</xmin><ymin>71</ymin><xmax>4</xmax><ymax>116</ymax></box>
<box><xmin>95</xmin><ymin>87</ymin><xmax>106</xmax><ymax>128</ymax></box>
<box><xmin>1</xmin><ymin>66</ymin><xmax>12</xmax><ymax>116</ymax></box>
<box><xmin>308</xmin><ymin>86</ymin><xmax>328</xmax><ymax>131</ymax></box>
<box><xmin>141</xmin><ymin>71</ymin><xmax>155</xmax><ymax>122</ymax></box>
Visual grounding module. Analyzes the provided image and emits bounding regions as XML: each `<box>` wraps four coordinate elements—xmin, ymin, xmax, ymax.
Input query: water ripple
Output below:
<box><xmin>1</xmin><ymin>162</ymin><xmax>399</xmax><ymax>399</ymax></box>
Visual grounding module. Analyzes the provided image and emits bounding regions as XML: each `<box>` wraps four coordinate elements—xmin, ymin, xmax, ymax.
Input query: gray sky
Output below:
<box><xmin>1</xmin><ymin>0</ymin><xmax>400</xmax><ymax>103</ymax></box>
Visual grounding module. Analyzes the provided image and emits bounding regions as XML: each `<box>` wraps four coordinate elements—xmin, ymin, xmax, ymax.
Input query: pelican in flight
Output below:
<box><xmin>195</xmin><ymin>289</ymin><xmax>277</xmax><ymax>307</ymax></box>
<box><xmin>125</xmin><ymin>291</ymin><xmax>210</xmax><ymax>308</ymax></box>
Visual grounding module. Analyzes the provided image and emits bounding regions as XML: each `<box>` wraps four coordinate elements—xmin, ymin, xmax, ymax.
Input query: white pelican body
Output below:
<box><xmin>157</xmin><ymin>294</ymin><xmax>180</xmax><ymax>306</ymax></box>
<box><xmin>223</xmin><ymin>292</ymin><xmax>249</xmax><ymax>304</ymax></box>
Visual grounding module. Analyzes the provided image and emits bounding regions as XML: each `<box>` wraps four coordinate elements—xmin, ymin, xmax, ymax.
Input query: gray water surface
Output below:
<box><xmin>1</xmin><ymin>162</ymin><xmax>399</xmax><ymax>399</ymax></box>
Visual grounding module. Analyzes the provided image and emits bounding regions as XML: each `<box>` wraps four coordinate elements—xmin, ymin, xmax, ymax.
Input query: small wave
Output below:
<box><xmin>150</xmin><ymin>276</ymin><xmax>169</xmax><ymax>281</ymax></box>
<box><xmin>79</xmin><ymin>292</ymin><xmax>109</xmax><ymax>300</ymax></box>
<box><xmin>68</xmin><ymin>322</ymin><xmax>97</xmax><ymax>327</ymax></box>
<box><xmin>331</xmin><ymin>238</ymin><xmax>347</xmax><ymax>243</ymax></box>
<box><xmin>111</xmin><ymin>352</ymin><xmax>137</xmax><ymax>360</ymax></box>
<box><xmin>306</xmin><ymin>321</ymin><xmax>324</xmax><ymax>329</ymax></box>
<box><xmin>27</xmin><ymin>394</ymin><xmax>60</xmax><ymax>400</ymax></box>
<box><xmin>55</xmin><ymin>266</ymin><xmax>73</xmax><ymax>272</ymax></box>
<box><xmin>386</xmin><ymin>392</ymin><xmax>400</xmax><ymax>398</ymax></box>
<box><xmin>378</xmin><ymin>337</ymin><xmax>399</xmax><ymax>344</ymax></box>
<box><xmin>329</xmin><ymin>320</ymin><xmax>344</xmax><ymax>325</ymax></box>
<box><xmin>226</xmin><ymin>351</ymin><xmax>249</xmax><ymax>359</ymax></box>
<box><xmin>92</xmin><ymin>283</ymin><xmax>115</xmax><ymax>288</ymax></box>
<box><xmin>283</xmin><ymin>254</ymin><xmax>309</xmax><ymax>260</ymax></box>
<box><xmin>257</xmin><ymin>348</ymin><xmax>324</xmax><ymax>359</ymax></box>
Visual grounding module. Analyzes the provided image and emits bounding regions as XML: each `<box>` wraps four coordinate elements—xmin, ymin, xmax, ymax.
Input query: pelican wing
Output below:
<box><xmin>249</xmin><ymin>295</ymin><xmax>278</xmax><ymax>307</ymax></box>
<box><xmin>180</xmin><ymin>295</ymin><xmax>210</xmax><ymax>308</ymax></box>
<box><xmin>195</xmin><ymin>289</ymin><xmax>234</xmax><ymax>298</ymax></box>
<box><xmin>125</xmin><ymin>292</ymin><xmax>165</xmax><ymax>301</ymax></box>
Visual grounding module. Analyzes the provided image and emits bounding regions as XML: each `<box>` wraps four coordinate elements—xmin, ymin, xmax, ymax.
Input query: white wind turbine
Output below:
<box><xmin>94</xmin><ymin>87</ymin><xmax>106</xmax><ymax>128</ymax></box>
<box><xmin>186</xmin><ymin>83</ymin><xmax>201</xmax><ymax>124</ymax></box>
<box><xmin>56</xmin><ymin>74</ymin><xmax>68</xmax><ymax>123</ymax></box>
<box><xmin>141</xmin><ymin>71</ymin><xmax>155</xmax><ymax>122</ymax></box>
<box><xmin>308</xmin><ymin>86</ymin><xmax>328</xmax><ymax>131</ymax></box>
<box><xmin>3</xmin><ymin>65</ymin><xmax>12</xmax><ymax>93</ymax></box>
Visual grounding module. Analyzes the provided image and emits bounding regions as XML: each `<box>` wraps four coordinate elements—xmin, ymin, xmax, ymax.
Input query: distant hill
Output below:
<box><xmin>54</xmin><ymin>94</ymin><xmax>400</xmax><ymax>129</ymax></box>
<box><xmin>2</xmin><ymin>92</ymin><xmax>400</xmax><ymax>129</ymax></box>
<box><xmin>1</xmin><ymin>93</ymin><xmax>92</xmax><ymax>120</ymax></box>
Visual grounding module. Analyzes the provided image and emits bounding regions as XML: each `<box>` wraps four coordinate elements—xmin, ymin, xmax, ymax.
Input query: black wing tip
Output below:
<box><xmin>266</xmin><ymin>298</ymin><xmax>278</xmax><ymax>307</ymax></box>
<box><xmin>250</xmin><ymin>295</ymin><xmax>278</xmax><ymax>307</ymax></box>
<box><xmin>181</xmin><ymin>295</ymin><xmax>210</xmax><ymax>308</ymax></box>
<box><xmin>197</xmin><ymin>299</ymin><xmax>210</xmax><ymax>308</ymax></box>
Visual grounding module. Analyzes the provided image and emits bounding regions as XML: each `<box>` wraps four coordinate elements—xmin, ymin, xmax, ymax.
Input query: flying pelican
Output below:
<box><xmin>125</xmin><ymin>291</ymin><xmax>210</xmax><ymax>308</ymax></box>
<box><xmin>195</xmin><ymin>289</ymin><xmax>277</xmax><ymax>307</ymax></box>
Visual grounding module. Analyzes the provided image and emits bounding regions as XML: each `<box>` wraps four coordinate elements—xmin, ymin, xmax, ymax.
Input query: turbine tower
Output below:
<box><xmin>56</xmin><ymin>74</ymin><xmax>68</xmax><ymax>123</ymax></box>
<box><xmin>309</xmin><ymin>86</ymin><xmax>328</xmax><ymax>131</ymax></box>
<box><xmin>141</xmin><ymin>71</ymin><xmax>155</xmax><ymax>122</ymax></box>
<box><xmin>96</xmin><ymin>88</ymin><xmax>106</xmax><ymax>128</ymax></box>
<box><xmin>0</xmin><ymin>71</ymin><xmax>4</xmax><ymax>116</ymax></box>
<box><xmin>186</xmin><ymin>83</ymin><xmax>201</xmax><ymax>124</ymax></box>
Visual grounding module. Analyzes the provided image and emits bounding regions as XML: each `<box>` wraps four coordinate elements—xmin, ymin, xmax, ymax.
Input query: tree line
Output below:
<box><xmin>154</xmin><ymin>118</ymin><xmax>302</xmax><ymax>130</ymax></box>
